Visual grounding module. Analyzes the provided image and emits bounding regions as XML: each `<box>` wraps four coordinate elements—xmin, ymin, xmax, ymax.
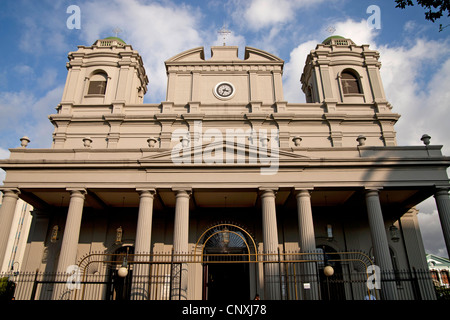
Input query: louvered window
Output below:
<box><xmin>341</xmin><ymin>71</ymin><xmax>361</xmax><ymax>94</ymax></box>
<box><xmin>88</xmin><ymin>72</ymin><xmax>108</xmax><ymax>95</ymax></box>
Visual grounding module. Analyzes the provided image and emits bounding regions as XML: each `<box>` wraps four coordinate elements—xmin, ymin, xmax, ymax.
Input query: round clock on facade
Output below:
<box><xmin>214</xmin><ymin>82</ymin><xmax>235</xmax><ymax>99</ymax></box>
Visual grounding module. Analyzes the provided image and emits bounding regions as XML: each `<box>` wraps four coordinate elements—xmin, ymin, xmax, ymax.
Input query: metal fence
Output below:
<box><xmin>0</xmin><ymin>250</ymin><xmax>438</xmax><ymax>301</ymax></box>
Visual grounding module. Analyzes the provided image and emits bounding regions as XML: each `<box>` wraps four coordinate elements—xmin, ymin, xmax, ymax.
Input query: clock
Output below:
<box><xmin>214</xmin><ymin>82</ymin><xmax>235</xmax><ymax>99</ymax></box>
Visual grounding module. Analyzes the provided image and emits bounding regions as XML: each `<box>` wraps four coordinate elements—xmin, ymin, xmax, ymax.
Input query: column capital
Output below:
<box><xmin>66</xmin><ymin>188</ymin><xmax>87</xmax><ymax>199</ymax></box>
<box><xmin>364</xmin><ymin>187</ymin><xmax>382</xmax><ymax>197</ymax></box>
<box><xmin>435</xmin><ymin>187</ymin><xmax>450</xmax><ymax>197</ymax></box>
<box><xmin>0</xmin><ymin>188</ymin><xmax>20</xmax><ymax>198</ymax></box>
<box><xmin>136</xmin><ymin>188</ymin><xmax>156</xmax><ymax>197</ymax></box>
<box><xmin>259</xmin><ymin>187</ymin><xmax>278</xmax><ymax>197</ymax></box>
<box><xmin>172</xmin><ymin>187</ymin><xmax>192</xmax><ymax>197</ymax></box>
<box><xmin>294</xmin><ymin>188</ymin><xmax>313</xmax><ymax>198</ymax></box>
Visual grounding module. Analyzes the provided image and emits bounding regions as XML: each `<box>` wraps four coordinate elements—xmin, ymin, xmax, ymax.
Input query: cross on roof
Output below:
<box><xmin>113</xmin><ymin>27</ymin><xmax>123</xmax><ymax>38</ymax></box>
<box><xmin>218</xmin><ymin>26</ymin><xmax>232</xmax><ymax>46</ymax></box>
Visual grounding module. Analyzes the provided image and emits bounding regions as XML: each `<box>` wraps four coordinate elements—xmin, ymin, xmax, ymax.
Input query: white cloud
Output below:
<box><xmin>378</xmin><ymin>40</ymin><xmax>450</xmax><ymax>150</ymax></box>
<box><xmin>332</xmin><ymin>19</ymin><xmax>378</xmax><ymax>47</ymax></box>
<box><xmin>283</xmin><ymin>40</ymin><xmax>319</xmax><ymax>103</ymax></box>
<box><xmin>37</xmin><ymin>68</ymin><xmax>58</xmax><ymax>90</ymax></box>
<box><xmin>0</xmin><ymin>147</ymin><xmax>9</xmax><ymax>186</ymax></box>
<box><xmin>283</xmin><ymin>18</ymin><xmax>379</xmax><ymax>103</ymax></box>
<box><xmin>80</xmin><ymin>0</ymin><xmax>205</xmax><ymax>103</ymax></box>
<box><xmin>243</xmin><ymin>0</ymin><xmax>294</xmax><ymax>30</ymax></box>
<box><xmin>0</xmin><ymin>86</ymin><xmax>63</xmax><ymax>149</ymax></box>
<box><xmin>0</xmin><ymin>91</ymin><xmax>34</xmax><ymax>132</ymax></box>
<box><xmin>235</xmin><ymin>0</ymin><xmax>327</xmax><ymax>31</ymax></box>
<box><xmin>0</xmin><ymin>169</ymin><xmax>4</xmax><ymax>186</ymax></box>
<box><xmin>417</xmin><ymin>199</ymin><xmax>448</xmax><ymax>258</ymax></box>
<box><xmin>18</xmin><ymin>3</ymin><xmax>71</xmax><ymax>56</ymax></box>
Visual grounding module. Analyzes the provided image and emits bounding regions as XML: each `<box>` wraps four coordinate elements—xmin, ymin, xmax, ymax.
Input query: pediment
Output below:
<box><xmin>244</xmin><ymin>47</ymin><xmax>284</xmax><ymax>63</ymax></box>
<box><xmin>139</xmin><ymin>140</ymin><xmax>309</xmax><ymax>165</ymax></box>
<box><xmin>165</xmin><ymin>46</ymin><xmax>284</xmax><ymax>65</ymax></box>
<box><xmin>165</xmin><ymin>47</ymin><xmax>205</xmax><ymax>63</ymax></box>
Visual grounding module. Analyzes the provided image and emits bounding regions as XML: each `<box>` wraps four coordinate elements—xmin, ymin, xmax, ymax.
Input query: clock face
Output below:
<box><xmin>214</xmin><ymin>82</ymin><xmax>235</xmax><ymax>99</ymax></box>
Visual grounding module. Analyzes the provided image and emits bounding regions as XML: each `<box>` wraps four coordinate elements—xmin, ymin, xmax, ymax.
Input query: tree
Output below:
<box><xmin>395</xmin><ymin>0</ymin><xmax>450</xmax><ymax>30</ymax></box>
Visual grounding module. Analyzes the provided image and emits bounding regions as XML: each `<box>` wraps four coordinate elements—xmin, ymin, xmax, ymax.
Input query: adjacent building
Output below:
<box><xmin>427</xmin><ymin>254</ymin><xmax>450</xmax><ymax>288</ymax></box>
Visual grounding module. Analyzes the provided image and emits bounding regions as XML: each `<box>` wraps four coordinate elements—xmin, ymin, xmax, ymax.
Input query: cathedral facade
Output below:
<box><xmin>1</xmin><ymin>36</ymin><xmax>449</xmax><ymax>300</ymax></box>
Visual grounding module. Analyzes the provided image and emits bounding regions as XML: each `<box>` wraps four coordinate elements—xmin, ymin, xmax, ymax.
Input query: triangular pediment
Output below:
<box><xmin>139</xmin><ymin>140</ymin><xmax>309</xmax><ymax>165</ymax></box>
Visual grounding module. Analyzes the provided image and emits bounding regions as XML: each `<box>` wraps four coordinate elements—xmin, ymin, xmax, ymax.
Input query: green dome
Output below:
<box><xmin>104</xmin><ymin>36</ymin><xmax>126</xmax><ymax>44</ymax></box>
<box><xmin>322</xmin><ymin>35</ymin><xmax>345</xmax><ymax>44</ymax></box>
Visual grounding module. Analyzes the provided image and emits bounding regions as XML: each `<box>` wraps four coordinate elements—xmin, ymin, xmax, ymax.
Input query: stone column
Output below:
<box><xmin>132</xmin><ymin>189</ymin><xmax>156</xmax><ymax>300</ymax></box>
<box><xmin>0</xmin><ymin>188</ymin><xmax>20</xmax><ymax>269</ymax></box>
<box><xmin>260</xmin><ymin>188</ymin><xmax>280</xmax><ymax>300</ymax></box>
<box><xmin>295</xmin><ymin>190</ymin><xmax>316</xmax><ymax>251</ymax></box>
<box><xmin>172</xmin><ymin>188</ymin><xmax>191</xmax><ymax>300</ymax></box>
<box><xmin>135</xmin><ymin>189</ymin><xmax>156</xmax><ymax>254</ymax></box>
<box><xmin>434</xmin><ymin>188</ymin><xmax>450</xmax><ymax>258</ymax></box>
<box><xmin>53</xmin><ymin>188</ymin><xmax>86</xmax><ymax>300</ymax></box>
<box><xmin>56</xmin><ymin>189</ymin><xmax>86</xmax><ymax>273</ymax></box>
<box><xmin>295</xmin><ymin>189</ymin><xmax>319</xmax><ymax>300</ymax></box>
<box><xmin>365</xmin><ymin>189</ymin><xmax>398</xmax><ymax>300</ymax></box>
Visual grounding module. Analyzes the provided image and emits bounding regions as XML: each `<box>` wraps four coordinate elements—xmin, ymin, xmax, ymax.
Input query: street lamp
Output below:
<box><xmin>324</xmin><ymin>265</ymin><xmax>334</xmax><ymax>277</ymax></box>
<box><xmin>118</xmin><ymin>247</ymin><xmax>129</xmax><ymax>278</ymax></box>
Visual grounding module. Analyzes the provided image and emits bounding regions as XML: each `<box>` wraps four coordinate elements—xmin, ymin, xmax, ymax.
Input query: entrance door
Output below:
<box><xmin>106</xmin><ymin>246</ymin><xmax>134</xmax><ymax>300</ymax></box>
<box><xmin>317</xmin><ymin>246</ymin><xmax>345</xmax><ymax>300</ymax></box>
<box><xmin>204</xmin><ymin>249</ymin><xmax>250</xmax><ymax>300</ymax></box>
<box><xmin>199</xmin><ymin>224</ymin><xmax>255</xmax><ymax>301</ymax></box>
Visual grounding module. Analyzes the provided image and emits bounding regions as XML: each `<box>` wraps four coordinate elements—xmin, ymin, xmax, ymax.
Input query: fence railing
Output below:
<box><xmin>0</xmin><ymin>251</ymin><xmax>437</xmax><ymax>301</ymax></box>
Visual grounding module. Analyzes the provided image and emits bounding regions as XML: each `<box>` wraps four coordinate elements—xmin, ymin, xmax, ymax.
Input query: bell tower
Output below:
<box><xmin>58</xmin><ymin>37</ymin><xmax>148</xmax><ymax>114</ymax></box>
<box><xmin>51</xmin><ymin>37</ymin><xmax>148</xmax><ymax>148</ymax></box>
<box><xmin>301</xmin><ymin>36</ymin><xmax>390</xmax><ymax>113</ymax></box>
<box><xmin>300</xmin><ymin>36</ymin><xmax>399</xmax><ymax>147</ymax></box>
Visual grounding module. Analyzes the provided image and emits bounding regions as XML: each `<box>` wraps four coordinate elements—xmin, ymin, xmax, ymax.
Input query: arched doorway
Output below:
<box><xmin>106</xmin><ymin>245</ymin><xmax>134</xmax><ymax>300</ymax></box>
<box><xmin>196</xmin><ymin>223</ymin><xmax>257</xmax><ymax>301</ymax></box>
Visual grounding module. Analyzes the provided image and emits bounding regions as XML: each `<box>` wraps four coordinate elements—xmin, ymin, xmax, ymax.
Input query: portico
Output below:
<box><xmin>2</xmin><ymin>151</ymin><xmax>450</xmax><ymax>300</ymax></box>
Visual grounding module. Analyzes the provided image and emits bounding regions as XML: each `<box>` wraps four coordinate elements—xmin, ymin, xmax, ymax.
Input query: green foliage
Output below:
<box><xmin>435</xmin><ymin>285</ymin><xmax>450</xmax><ymax>300</ymax></box>
<box><xmin>395</xmin><ymin>0</ymin><xmax>450</xmax><ymax>30</ymax></box>
<box><xmin>0</xmin><ymin>277</ymin><xmax>15</xmax><ymax>300</ymax></box>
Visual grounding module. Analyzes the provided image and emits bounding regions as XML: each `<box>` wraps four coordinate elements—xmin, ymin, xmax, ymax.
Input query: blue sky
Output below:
<box><xmin>0</xmin><ymin>0</ymin><xmax>449</xmax><ymax>258</ymax></box>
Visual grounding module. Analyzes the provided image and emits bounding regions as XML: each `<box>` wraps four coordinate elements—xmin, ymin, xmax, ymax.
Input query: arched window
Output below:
<box><xmin>341</xmin><ymin>70</ymin><xmax>361</xmax><ymax>94</ymax></box>
<box><xmin>88</xmin><ymin>72</ymin><xmax>108</xmax><ymax>95</ymax></box>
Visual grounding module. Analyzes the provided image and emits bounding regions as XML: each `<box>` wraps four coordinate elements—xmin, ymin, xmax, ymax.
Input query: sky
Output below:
<box><xmin>0</xmin><ymin>0</ymin><xmax>449</xmax><ymax>258</ymax></box>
